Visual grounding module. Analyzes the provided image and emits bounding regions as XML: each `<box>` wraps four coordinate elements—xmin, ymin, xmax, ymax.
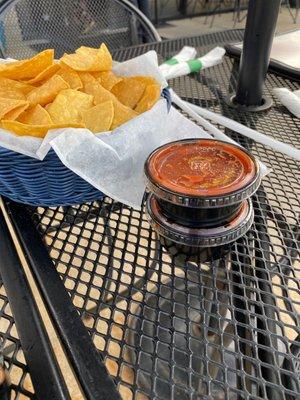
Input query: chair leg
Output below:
<box><xmin>295</xmin><ymin>0</ymin><xmax>300</xmax><ymax>22</ymax></box>
<box><xmin>192</xmin><ymin>0</ymin><xmax>200</xmax><ymax>15</ymax></box>
<box><xmin>191</xmin><ymin>0</ymin><xmax>205</xmax><ymax>16</ymax></box>
<box><xmin>286</xmin><ymin>0</ymin><xmax>296</xmax><ymax>23</ymax></box>
<box><xmin>204</xmin><ymin>0</ymin><xmax>212</xmax><ymax>24</ymax></box>
<box><xmin>210</xmin><ymin>0</ymin><xmax>222</xmax><ymax>28</ymax></box>
<box><xmin>232</xmin><ymin>0</ymin><xmax>236</xmax><ymax>21</ymax></box>
<box><xmin>218</xmin><ymin>0</ymin><xmax>224</xmax><ymax>17</ymax></box>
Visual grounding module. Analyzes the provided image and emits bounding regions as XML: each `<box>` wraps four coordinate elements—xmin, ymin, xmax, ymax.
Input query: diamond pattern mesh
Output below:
<box><xmin>1</xmin><ymin>30</ymin><xmax>300</xmax><ymax>399</ymax></box>
<box><xmin>0</xmin><ymin>0</ymin><xmax>158</xmax><ymax>58</ymax></box>
<box><xmin>0</xmin><ymin>282</ymin><xmax>34</xmax><ymax>399</ymax></box>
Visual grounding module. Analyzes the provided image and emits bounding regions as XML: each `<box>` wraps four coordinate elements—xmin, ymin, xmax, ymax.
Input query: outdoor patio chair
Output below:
<box><xmin>0</xmin><ymin>0</ymin><xmax>161</xmax><ymax>58</ymax></box>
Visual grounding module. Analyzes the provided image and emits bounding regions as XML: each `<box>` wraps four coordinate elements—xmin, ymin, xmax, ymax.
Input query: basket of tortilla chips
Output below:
<box><xmin>0</xmin><ymin>44</ymin><xmax>165</xmax><ymax>206</ymax></box>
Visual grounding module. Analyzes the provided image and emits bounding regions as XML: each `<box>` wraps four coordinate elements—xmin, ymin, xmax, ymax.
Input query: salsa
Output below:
<box><xmin>147</xmin><ymin>139</ymin><xmax>257</xmax><ymax>196</ymax></box>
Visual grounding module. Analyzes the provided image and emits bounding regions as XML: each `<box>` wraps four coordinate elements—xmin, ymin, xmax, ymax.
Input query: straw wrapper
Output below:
<box><xmin>273</xmin><ymin>87</ymin><xmax>300</xmax><ymax>119</ymax></box>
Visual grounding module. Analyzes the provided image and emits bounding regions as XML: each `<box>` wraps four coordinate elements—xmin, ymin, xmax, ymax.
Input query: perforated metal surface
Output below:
<box><xmin>0</xmin><ymin>282</ymin><xmax>34</xmax><ymax>399</ymax></box>
<box><xmin>0</xmin><ymin>0</ymin><xmax>159</xmax><ymax>59</ymax></box>
<box><xmin>2</xmin><ymin>30</ymin><xmax>300</xmax><ymax>399</ymax></box>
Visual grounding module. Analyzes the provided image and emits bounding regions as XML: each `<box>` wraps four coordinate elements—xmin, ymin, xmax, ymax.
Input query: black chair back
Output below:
<box><xmin>0</xmin><ymin>0</ymin><xmax>160</xmax><ymax>58</ymax></box>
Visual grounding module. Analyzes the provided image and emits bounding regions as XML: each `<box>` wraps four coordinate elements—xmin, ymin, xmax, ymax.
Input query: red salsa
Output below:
<box><xmin>147</xmin><ymin>139</ymin><xmax>256</xmax><ymax>196</ymax></box>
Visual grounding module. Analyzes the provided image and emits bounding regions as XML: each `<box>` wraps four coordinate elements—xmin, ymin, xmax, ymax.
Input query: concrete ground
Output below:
<box><xmin>157</xmin><ymin>7</ymin><xmax>300</xmax><ymax>39</ymax></box>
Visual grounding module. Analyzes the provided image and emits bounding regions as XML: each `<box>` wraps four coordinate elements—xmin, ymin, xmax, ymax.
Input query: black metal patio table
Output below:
<box><xmin>0</xmin><ymin>29</ymin><xmax>299</xmax><ymax>400</ymax></box>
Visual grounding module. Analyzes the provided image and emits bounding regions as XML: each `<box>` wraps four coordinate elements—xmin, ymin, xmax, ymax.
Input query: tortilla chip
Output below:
<box><xmin>134</xmin><ymin>76</ymin><xmax>159</xmax><ymax>86</ymax></box>
<box><xmin>56</xmin><ymin>67</ymin><xmax>82</xmax><ymax>90</ymax></box>
<box><xmin>0</xmin><ymin>77</ymin><xmax>35</xmax><ymax>95</ymax></box>
<box><xmin>110</xmin><ymin>99</ymin><xmax>138</xmax><ymax>130</ymax></box>
<box><xmin>78</xmin><ymin>72</ymin><xmax>96</xmax><ymax>87</ymax></box>
<box><xmin>111</xmin><ymin>77</ymin><xmax>146</xmax><ymax>109</ymax></box>
<box><xmin>1</xmin><ymin>120</ymin><xmax>84</xmax><ymax>138</ymax></box>
<box><xmin>76</xmin><ymin>47</ymin><xmax>99</xmax><ymax>56</ymax></box>
<box><xmin>60</xmin><ymin>44</ymin><xmax>112</xmax><ymax>72</ymax></box>
<box><xmin>0</xmin><ymin>49</ymin><xmax>54</xmax><ymax>80</ymax></box>
<box><xmin>47</xmin><ymin>89</ymin><xmax>93</xmax><ymax>123</ymax></box>
<box><xmin>0</xmin><ymin>97</ymin><xmax>29</xmax><ymax>119</ymax></box>
<box><xmin>24</xmin><ymin>63</ymin><xmax>60</xmax><ymax>84</ymax></box>
<box><xmin>134</xmin><ymin>84</ymin><xmax>160</xmax><ymax>114</ymax></box>
<box><xmin>94</xmin><ymin>71</ymin><xmax>122</xmax><ymax>91</ymax></box>
<box><xmin>26</xmin><ymin>74</ymin><xmax>69</xmax><ymax>106</ymax></box>
<box><xmin>0</xmin><ymin>88</ymin><xmax>26</xmax><ymax>100</ymax></box>
<box><xmin>82</xmin><ymin>101</ymin><xmax>114</xmax><ymax>133</ymax></box>
<box><xmin>4</xmin><ymin>103</ymin><xmax>29</xmax><ymax>121</ymax></box>
<box><xmin>18</xmin><ymin>104</ymin><xmax>52</xmax><ymax>125</ymax></box>
<box><xmin>80</xmin><ymin>73</ymin><xmax>114</xmax><ymax>105</ymax></box>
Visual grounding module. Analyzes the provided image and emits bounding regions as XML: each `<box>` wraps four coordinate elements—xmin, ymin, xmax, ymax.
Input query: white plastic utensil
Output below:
<box><xmin>159</xmin><ymin>46</ymin><xmax>197</xmax><ymax>75</ymax></box>
<box><xmin>163</xmin><ymin>47</ymin><xmax>225</xmax><ymax>80</ymax></box>
<box><xmin>273</xmin><ymin>88</ymin><xmax>300</xmax><ymax>119</ymax></box>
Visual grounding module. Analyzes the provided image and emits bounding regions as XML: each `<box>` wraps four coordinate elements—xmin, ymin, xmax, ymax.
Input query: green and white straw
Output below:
<box><xmin>160</xmin><ymin>47</ymin><xmax>225</xmax><ymax>80</ymax></box>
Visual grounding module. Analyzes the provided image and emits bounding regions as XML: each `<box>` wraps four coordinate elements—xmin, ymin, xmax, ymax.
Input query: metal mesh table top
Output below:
<box><xmin>1</xmin><ymin>29</ymin><xmax>300</xmax><ymax>399</ymax></box>
<box><xmin>0</xmin><ymin>283</ymin><xmax>34</xmax><ymax>399</ymax></box>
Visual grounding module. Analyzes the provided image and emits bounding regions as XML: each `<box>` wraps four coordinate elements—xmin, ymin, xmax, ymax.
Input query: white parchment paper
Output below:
<box><xmin>45</xmin><ymin>100</ymin><xmax>211</xmax><ymax>209</ymax></box>
<box><xmin>0</xmin><ymin>51</ymin><xmax>167</xmax><ymax>160</ymax></box>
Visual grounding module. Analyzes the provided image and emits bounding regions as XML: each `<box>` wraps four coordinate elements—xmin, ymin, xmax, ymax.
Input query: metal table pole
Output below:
<box><xmin>230</xmin><ymin>0</ymin><xmax>281</xmax><ymax>111</ymax></box>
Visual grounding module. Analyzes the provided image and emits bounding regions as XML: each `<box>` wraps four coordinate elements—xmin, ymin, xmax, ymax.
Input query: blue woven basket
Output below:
<box><xmin>0</xmin><ymin>89</ymin><xmax>171</xmax><ymax>207</ymax></box>
<box><xmin>0</xmin><ymin>147</ymin><xmax>103</xmax><ymax>206</ymax></box>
